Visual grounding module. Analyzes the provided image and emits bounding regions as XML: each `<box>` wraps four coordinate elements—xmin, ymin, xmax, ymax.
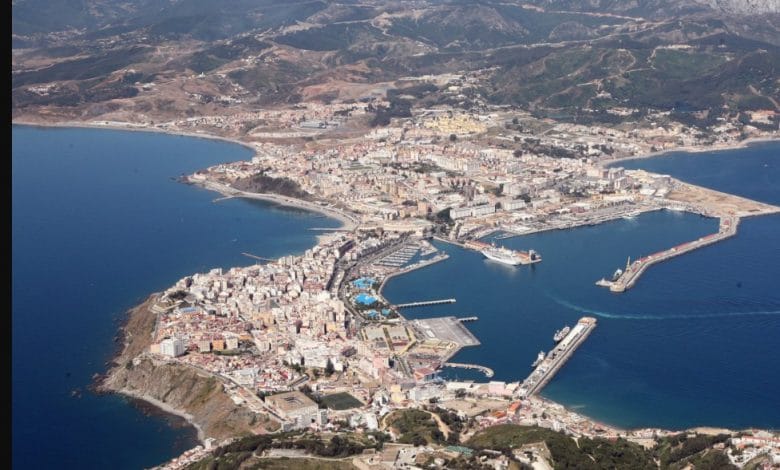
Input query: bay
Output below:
<box><xmin>12</xmin><ymin>125</ymin><xmax>339</xmax><ymax>469</ymax></box>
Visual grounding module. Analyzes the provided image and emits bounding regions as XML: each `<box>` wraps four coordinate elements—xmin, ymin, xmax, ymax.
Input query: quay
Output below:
<box><xmin>602</xmin><ymin>216</ymin><xmax>739</xmax><ymax>293</ymax></box>
<box><xmin>519</xmin><ymin>317</ymin><xmax>597</xmax><ymax>397</ymax></box>
<box><xmin>443</xmin><ymin>362</ymin><xmax>494</xmax><ymax>378</ymax></box>
<box><xmin>394</xmin><ymin>298</ymin><xmax>456</xmax><ymax>309</ymax></box>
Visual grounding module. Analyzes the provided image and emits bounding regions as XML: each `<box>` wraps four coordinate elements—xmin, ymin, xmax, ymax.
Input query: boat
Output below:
<box><xmin>611</xmin><ymin>268</ymin><xmax>623</xmax><ymax>282</ymax></box>
<box><xmin>531</xmin><ymin>351</ymin><xmax>545</xmax><ymax>367</ymax></box>
<box><xmin>553</xmin><ymin>326</ymin><xmax>571</xmax><ymax>342</ymax></box>
<box><xmin>481</xmin><ymin>245</ymin><xmax>523</xmax><ymax>266</ymax></box>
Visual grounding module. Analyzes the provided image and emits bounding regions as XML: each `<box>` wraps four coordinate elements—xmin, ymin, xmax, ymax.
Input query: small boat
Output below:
<box><xmin>553</xmin><ymin>326</ymin><xmax>571</xmax><ymax>342</ymax></box>
<box><xmin>531</xmin><ymin>351</ymin><xmax>545</xmax><ymax>367</ymax></box>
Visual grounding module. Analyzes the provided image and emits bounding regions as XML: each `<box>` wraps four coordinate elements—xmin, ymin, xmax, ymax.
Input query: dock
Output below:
<box><xmin>412</xmin><ymin>317</ymin><xmax>480</xmax><ymax>347</ymax></box>
<box><xmin>394</xmin><ymin>298</ymin><xmax>456</xmax><ymax>309</ymax></box>
<box><xmin>519</xmin><ymin>317</ymin><xmax>597</xmax><ymax>397</ymax></box>
<box><xmin>602</xmin><ymin>216</ymin><xmax>739</xmax><ymax>293</ymax></box>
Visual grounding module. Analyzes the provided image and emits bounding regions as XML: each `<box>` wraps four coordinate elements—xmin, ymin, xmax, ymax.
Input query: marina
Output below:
<box><xmin>443</xmin><ymin>362</ymin><xmax>494</xmax><ymax>378</ymax></box>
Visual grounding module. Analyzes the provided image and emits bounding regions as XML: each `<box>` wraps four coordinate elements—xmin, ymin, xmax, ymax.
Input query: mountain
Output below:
<box><xmin>12</xmin><ymin>0</ymin><xmax>780</xmax><ymax>127</ymax></box>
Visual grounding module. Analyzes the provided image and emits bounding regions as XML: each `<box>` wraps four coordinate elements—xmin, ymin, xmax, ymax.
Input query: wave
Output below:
<box><xmin>548</xmin><ymin>295</ymin><xmax>780</xmax><ymax>321</ymax></box>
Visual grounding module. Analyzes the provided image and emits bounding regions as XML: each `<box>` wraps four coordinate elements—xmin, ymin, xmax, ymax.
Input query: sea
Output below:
<box><xmin>12</xmin><ymin>126</ymin><xmax>779</xmax><ymax>468</ymax></box>
<box><xmin>11</xmin><ymin>125</ymin><xmax>340</xmax><ymax>469</ymax></box>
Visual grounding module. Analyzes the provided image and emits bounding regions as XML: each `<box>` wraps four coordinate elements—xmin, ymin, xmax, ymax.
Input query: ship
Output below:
<box><xmin>481</xmin><ymin>245</ymin><xmax>523</xmax><ymax>266</ymax></box>
<box><xmin>531</xmin><ymin>351</ymin><xmax>545</xmax><ymax>367</ymax></box>
<box><xmin>553</xmin><ymin>326</ymin><xmax>571</xmax><ymax>342</ymax></box>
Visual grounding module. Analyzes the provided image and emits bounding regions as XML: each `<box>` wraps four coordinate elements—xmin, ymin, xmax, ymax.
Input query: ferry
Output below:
<box><xmin>531</xmin><ymin>351</ymin><xmax>546</xmax><ymax>367</ymax></box>
<box><xmin>481</xmin><ymin>245</ymin><xmax>523</xmax><ymax>266</ymax></box>
<box><xmin>481</xmin><ymin>245</ymin><xmax>541</xmax><ymax>266</ymax></box>
<box><xmin>553</xmin><ymin>326</ymin><xmax>571</xmax><ymax>342</ymax></box>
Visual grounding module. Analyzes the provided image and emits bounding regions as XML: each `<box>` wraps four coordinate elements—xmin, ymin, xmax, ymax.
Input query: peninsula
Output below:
<box><xmin>13</xmin><ymin>0</ymin><xmax>780</xmax><ymax>467</ymax></box>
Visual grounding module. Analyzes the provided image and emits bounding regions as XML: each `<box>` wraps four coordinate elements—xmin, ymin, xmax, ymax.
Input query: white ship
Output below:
<box><xmin>531</xmin><ymin>351</ymin><xmax>546</xmax><ymax>367</ymax></box>
<box><xmin>481</xmin><ymin>245</ymin><xmax>523</xmax><ymax>266</ymax></box>
<box><xmin>553</xmin><ymin>326</ymin><xmax>571</xmax><ymax>342</ymax></box>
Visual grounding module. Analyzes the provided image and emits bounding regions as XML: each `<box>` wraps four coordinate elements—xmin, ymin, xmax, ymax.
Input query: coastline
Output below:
<box><xmin>17</xmin><ymin>118</ymin><xmax>779</xmax><ymax>459</ymax></box>
<box><xmin>121</xmin><ymin>388</ymin><xmax>206</xmax><ymax>443</ymax></box>
<box><xmin>600</xmin><ymin>135</ymin><xmax>780</xmax><ymax>167</ymax></box>
<box><xmin>13</xmin><ymin>119</ymin><xmax>360</xmax><ymax>231</ymax></box>
<box><xmin>11</xmin><ymin>119</ymin><xmax>259</xmax><ymax>159</ymax></box>
<box><xmin>94</xmin><ymin>294</ymin><xmax>206</xmax><ymax>444</ymax></box>
<box><xmin>194</xmin><ymin>178</ymin><xmax>359</xmax><ymax>231</ymax></box>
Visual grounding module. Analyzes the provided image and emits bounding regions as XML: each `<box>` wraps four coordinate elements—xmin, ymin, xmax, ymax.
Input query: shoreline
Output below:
<box><xmin>18</xmin><ymin>118</ymin><xmax>779</xmax><ymax>451</ymax></box>
<box><xmin>93</xmin><ymin>294</ymin><xmax>206</xmax><ymax>445</ymax></box>
<box><xmin>14</xmin><ymin>119</ymin><xmax>360</xmax><ymax>230</ymax></box>
<box><xmin>194</xmin><ymin>178</ymin><xmax>359</xmax><ymax>231</ymax></box>
<box><xmin>120</xmin><ymin>387</ymin><xmax>206</xmax><ymax>443</ymax></box>
<box><xmin>12</xmin><ymin>119</ymin><xmax>259</xmax><ymax>157</ymax></box>
<box><xmin>600</xmin><ymin>135</ymin><xmax>780</xmax><ymax>167</ymax></box>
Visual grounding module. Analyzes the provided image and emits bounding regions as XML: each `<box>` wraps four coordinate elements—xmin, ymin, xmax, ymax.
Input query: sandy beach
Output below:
<box><xmin>601</xmin><ymin>136</ymin><xmax>780</xmax><ymax>167</ymax></box>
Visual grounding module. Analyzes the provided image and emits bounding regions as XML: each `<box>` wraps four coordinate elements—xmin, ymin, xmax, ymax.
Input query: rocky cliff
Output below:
<box><xmin>98</xmin><ymin>294</ymin><xmax>276</xmax><ymax>442</ymax></box>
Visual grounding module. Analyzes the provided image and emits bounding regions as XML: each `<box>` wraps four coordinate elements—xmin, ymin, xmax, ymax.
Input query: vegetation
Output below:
<box><xmin>232</xmin><ymin>173</ymin><xmax>312</xmax><ymax>201</ymax></box>
<box><xmin>467</xmin><ymin>425</ymin><xmax>656</xmax><ymax>469</ymax></box>
<box><xmin>186</xmin><ymin>432</ymin><xmax>369</xmax><ymax>470</ymax></box>
<box><xmin>386</xmin><ymin>409</ymin><xmax>446</xmax><ymax>446</ymax></box>
<box><xmin>320</xmin><ymin>392</ymin><xmax>363</xmax><ymax>410</ymax></box>
<box><xmin>654</xmin><ymin>432</ymin><xmax>732</xmax><ymax>468</ymax></box>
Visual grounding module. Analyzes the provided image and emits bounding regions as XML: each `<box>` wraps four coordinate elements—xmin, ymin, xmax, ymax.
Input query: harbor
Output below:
<box><xmin>519</xmin><ymin>317</ymin><xmax>598</xmax><ymax>398</ymax></box>
<box><xmin>599</xmin><ymin>216</ymin><xmax>739</xmax><ymax>292</ymax></box>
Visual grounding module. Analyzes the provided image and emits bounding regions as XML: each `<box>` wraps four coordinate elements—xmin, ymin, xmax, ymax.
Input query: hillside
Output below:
<box><xmin>12</xmin><ymin>0</ymin><xmax>780</xmax><ymax>131</ymax></box>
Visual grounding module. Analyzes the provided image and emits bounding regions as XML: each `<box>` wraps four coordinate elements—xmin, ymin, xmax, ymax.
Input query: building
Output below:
<box><xmin>160</xmin><ymin>338</ymin><xmax>186</xmax><ymax>357</ymax></box>
<box><xmin>266</xmin><ymin>391</ymin><xmax>319</xmax><ymax>429</ymax></box>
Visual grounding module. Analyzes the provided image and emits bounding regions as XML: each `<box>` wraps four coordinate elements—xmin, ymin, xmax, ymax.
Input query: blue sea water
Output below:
<box><xmin>12</xmin><ymin>126</ymin><xmax>339</xmax><ymax>469</ymax></box>
<box><xmin>384</xmin><ymin>142</ymin><xmax>780</xmax><ymax>431</ymax></box>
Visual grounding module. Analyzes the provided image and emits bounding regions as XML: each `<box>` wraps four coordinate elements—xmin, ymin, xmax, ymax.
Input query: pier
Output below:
<box><xmin>519</xmin><ymin>317</ymin><xmax>597</xmax><ymax>397</ymax></box>
<box><xmin>394</xmin><ymin>298</ymin><xmax>456</xmax><ymax>309</ymax></box>
<box><xmin>242</xmin><ymin>252</ymin><xmax>274</xmax><ymax>262</ymax></box>
<box><xmin>602</xmin><ymin>216</ymin><xmax>739</xmax><ymax>293</ymax></box>
<box><xmin>443</xmin><ymin>362</ymin><xmax>494</xmax><ymax>378</ymax></box>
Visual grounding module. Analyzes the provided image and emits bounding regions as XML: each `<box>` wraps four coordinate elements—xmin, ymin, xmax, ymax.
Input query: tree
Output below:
<box><xmin>325</xmin><ymin>359</ymin><xmax>335</xmax><ymax>376</ymax></box>
<box><xmin>449</xmin><ymin>134</ymin><xmax>457</xmax><ymax>142</ymax></box>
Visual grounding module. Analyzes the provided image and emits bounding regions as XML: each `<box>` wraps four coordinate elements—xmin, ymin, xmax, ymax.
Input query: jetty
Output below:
<box><xmin>519</xmin><ymin>317</ymin><xmax>597</xmax><ymax>397</ymax></box>
<box><xmin>444</xmin><ymin>362</ymin><xmax>494</xmax><ymax>378</ymax></box>
<box><xmin>601</xmin><ymin>216</ymin><xmax>739</xmax><ymax>293</ymax></box>
<box><xmin>242</xmin><ymin>252</ymin><xmax>274</xmax><ymax>262</ymax></box>
<box><xmin>394</xmin><ymin>298</ymin><xmax>456</xmax><ymax>309</ymax></box>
